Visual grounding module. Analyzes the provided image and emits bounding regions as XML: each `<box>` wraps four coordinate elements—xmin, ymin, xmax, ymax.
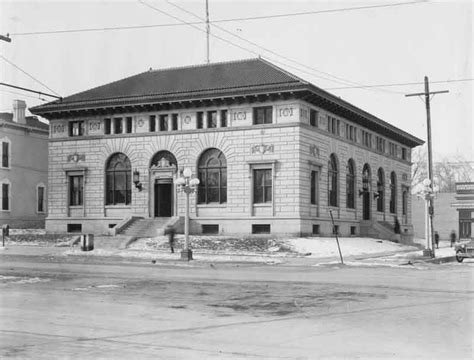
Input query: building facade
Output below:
<box><xmin>31</xmin><ymin>59</ymin><xmax>423</xmax><ymax>237</ymax></box>
<box><xmin>452</xmin><ymin>182</ymin><xmax>474</xmax><ymax>240</ymax></box>
<box><xmin>0</xmin><ymin>100</ymin><xmax>49</xmax><ymax>228</ymax></box>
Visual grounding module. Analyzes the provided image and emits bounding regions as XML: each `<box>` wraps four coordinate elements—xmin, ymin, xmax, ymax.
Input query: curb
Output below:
<box><xmin>424</xmin><ymin>256</ymin><xmax>457</xmax><ymax>264</ymax></box>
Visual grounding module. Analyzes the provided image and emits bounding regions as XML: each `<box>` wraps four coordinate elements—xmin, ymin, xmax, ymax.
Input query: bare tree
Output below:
<box><xmin>411</xmin><ymin>145</ymin><xmax>474</xmax><ymax>192</ymax></box>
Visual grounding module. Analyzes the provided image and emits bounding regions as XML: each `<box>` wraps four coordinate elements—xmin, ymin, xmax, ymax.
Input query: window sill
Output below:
<box><xmin>69</xmin><ymin>205</ymin><xmax>84</xmax><ymax>208</ymax></box>
<box><xmin>197</xmin><ymin>204</ymin><xmax>227</xmax><ymax>208</ymax></box>
<box><xmin>105</xmin><ymin>205</ymin><xmax>131</xmax><ymax>209</ymax></box>
<box><xmin>253</xmin><ymin>203</ymin><xmax>272</xmax><ymax>207</ymax></box>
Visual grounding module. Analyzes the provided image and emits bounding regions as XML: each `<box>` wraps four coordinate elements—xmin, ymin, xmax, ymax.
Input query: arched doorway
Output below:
<box><xmin>362</xmin><ymin>164</ymin><xmax>371</xmax><ymax>220</ymax></box>
<box><xmin>149</xmin><ymin>151</ymin><xmax>177</xmax><ymax>217</ymax></box>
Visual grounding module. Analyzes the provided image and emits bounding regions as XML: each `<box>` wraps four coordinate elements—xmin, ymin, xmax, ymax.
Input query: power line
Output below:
<box><xmin>165</xmin><ymin>0</ymin><xmax>372</xmax><ymax>90</ymax></box>
<box><xmin>0</xmin><ymin>82</ymin><xmax>62</xmax><ymax>99</ymax></box>
<box><xmin>0</xmin><ymin>89</ymin><xmax>48</xmax><ymax>102</ymax></box>
<box><xmin>10</xmin><ymin>0</ymin><xmax>428</xmax><ymax>36</ymax></box>
<box><xmin>325</xmin><ymin>78</ymin><xmax>473</xmax><ymax>90</ymax></box>
<box><xmin>0</xmin><ymin>55</ymin><xmax>61</xmax><ymax>96</ymax></box>
<box><xmin>147</xmin><ymin>0</ymin><xmax>401</xmax><ymax>94</ymax></box>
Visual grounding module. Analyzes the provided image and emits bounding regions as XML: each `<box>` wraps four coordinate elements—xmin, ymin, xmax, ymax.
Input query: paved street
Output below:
<box><xmin>0</xmin><ymin>253</ymin><xmax>473</xmax><ymax>359</ymax></box>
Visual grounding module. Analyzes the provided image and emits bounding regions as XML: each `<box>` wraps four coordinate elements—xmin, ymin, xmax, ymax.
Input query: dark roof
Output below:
<box><xmin>35</xmin><ymin>58</ymin><xmax>303</xmax><ymax>110</ymax></box>
<box><xmin>30</xmin><ymin>58</ymin><xmax>423</xmax><ymax>147</ymax></box>
<box><xmin>0</xmin><ymin>112</ymin><xmax>49</xmax><ymax>131</ymax></box>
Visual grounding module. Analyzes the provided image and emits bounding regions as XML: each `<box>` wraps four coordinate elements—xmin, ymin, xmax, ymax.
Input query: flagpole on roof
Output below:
<box><xmin>206</xmin><ymin>0</ymin><xmax>210</xmax><ymax>63</ymax></box>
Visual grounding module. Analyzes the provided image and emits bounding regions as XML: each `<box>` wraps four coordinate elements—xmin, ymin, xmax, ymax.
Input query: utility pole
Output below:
<box><xmin>406</xmin><ymin>76</ymin><xmax>448</xmax><ymax>258</ymax></box>
<box><xmin>205</xmin><ymin>0</ymin><xmax>210</xmax><ymax>63</ymax></box>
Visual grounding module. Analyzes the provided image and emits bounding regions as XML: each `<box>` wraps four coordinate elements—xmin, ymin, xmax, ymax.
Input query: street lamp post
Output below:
<box><xmin>413</xmin><ymin>178</ymin><xmax>439</xmax><ymax>258</ymax></box>
<box><xmin>175</xmin><ymin>168</ymin><xmax>200</xmax><ymax>261</ymax></box>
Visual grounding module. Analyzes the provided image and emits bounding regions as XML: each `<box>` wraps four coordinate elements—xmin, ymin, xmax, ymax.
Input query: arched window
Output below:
<box><xmin>390</xmin><ymin>171</ymin><xmax>397</xmax><ymax>214</ymax></box>
<box><xmin>328</xmin><ymin>154</ymin><xmax>338</xmax><ymax>207</ymax></box>
<box><xmin>198</xmin><ymin>148</ymin><xmax>227</xmax><ymax>204</ymax></box>
<box><xmin>376</xmin><ymin>168</ymin><xmax>385</xmax><ymax>212</ymax></box>
<box><xmin>346</xmin><ymin>159</ymin><xmax>355</xmax><ymax>209</ymax></box>
<box><xmin>106</xmin><ymin>153</ymin><xmax>131</xmax><ymax>205</ymax></box>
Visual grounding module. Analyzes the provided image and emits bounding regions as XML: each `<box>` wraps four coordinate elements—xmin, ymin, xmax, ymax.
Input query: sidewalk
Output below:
<box><xmin>0</xmin><ymin>234</ymin><xmax>459</xmax><ymax>268</ymax></box>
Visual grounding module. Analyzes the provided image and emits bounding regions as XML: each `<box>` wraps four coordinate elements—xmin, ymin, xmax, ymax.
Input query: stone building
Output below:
<box><xmin>30</xmin><ymin>58</ymin><xmax>423</xmax><ymax>238</ymax></box>
<box><xmin>0</xmin><ymin>100</ymin><xmax>49</xmax><ymax>228</ymax></box>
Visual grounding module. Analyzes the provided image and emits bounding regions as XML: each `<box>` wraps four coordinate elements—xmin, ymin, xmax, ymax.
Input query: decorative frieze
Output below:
<box><xmin>251</xmin><ymin>144</ymin><xmax>274</xmax><ymax>154</ymax></box>
<box><xmin>67</xmin><ymin>152</ymin><xmax>86</xmax><ymax>163</ymax></box>
<box><xmin>309</xmin><ymin>144</ymin><xmax>320</xmax><ymax>158</ymax></box>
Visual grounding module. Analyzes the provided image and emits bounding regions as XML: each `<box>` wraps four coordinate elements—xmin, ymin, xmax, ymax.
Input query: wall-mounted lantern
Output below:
<box><xmin>133</xmin><ymin>169</ymin><xmax>143</xmax><ymax>191</ymax></box>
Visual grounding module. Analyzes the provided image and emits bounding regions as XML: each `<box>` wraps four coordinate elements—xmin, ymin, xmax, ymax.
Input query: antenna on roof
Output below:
<box><xmin>206</xmin><ymin>0</ymin><xmax>210</xmax><ymax>64</ymax></box>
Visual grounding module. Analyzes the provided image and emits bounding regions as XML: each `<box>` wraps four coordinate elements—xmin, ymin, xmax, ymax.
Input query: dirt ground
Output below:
<box><xmin>0</xmin><ymin>254</ymin><xmax>473</xmax><ymax>359</ymax></box>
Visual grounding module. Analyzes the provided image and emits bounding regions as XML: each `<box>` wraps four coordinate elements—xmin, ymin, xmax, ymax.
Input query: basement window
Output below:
<box><xmin>202</xmin><ymin>224</ymin><xmax>219</xmax><ymax>234</ymax></box>
<box><xmin>252</xmin><ymin>224</ymin><xmax>270</xmax><ymax>234</ymax></box>
<box><xmin>312</xmin><ymin>224</ymin><xmax>320</xmax><ymax>235</ymax></box>
<box><xmin>67</xmin><ymin>224</ymin><xmax>82</xmax><ymax>233</ymax></box>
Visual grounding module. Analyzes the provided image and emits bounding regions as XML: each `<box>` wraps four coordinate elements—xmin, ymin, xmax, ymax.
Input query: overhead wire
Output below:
<box><xmin>142</xmin><ymin>0</ymin><xmax>403</xmax><ymax>94</ymax></box>
<box><xmin>325</xmin><ymin>78</ymin><xmax>473</xmax><ymax>90</ymax></box>
<box><xmin>0</xmin><ymin>55</ymin><xmax>61</xmax><ymax>96</ymax></box>
<box><xmin>10</xmin><ymin>0</ymin><xmax>428</xmax><ymax>36</ymax></box>
<box><xmin>165</xmin><ymin>0</ymin><xmax>381</xmax><ymax>91</ymax></box>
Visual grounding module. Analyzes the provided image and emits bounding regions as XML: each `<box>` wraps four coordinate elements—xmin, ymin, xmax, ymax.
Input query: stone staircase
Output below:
<box><xmin>360</xmin><ymin>220</ymin><xmax>397</xmax><ymax>241</ymax></box>
<box><xmin>119</xmin><ymin>218</ymin><xmax>173</xmax><ymax>238</ymax></box>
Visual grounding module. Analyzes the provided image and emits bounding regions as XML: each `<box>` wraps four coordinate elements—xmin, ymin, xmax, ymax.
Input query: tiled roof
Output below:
<box><xmin>36</xmin><ymin>58</ymin><xmax>303</xmax><ymax>110</ymax></box>
<box><xmin>29</xmin><ymin>57</ymin><xmax>423</xmax><ymax>147</ymax></box>
<box><xmin>0</xmin><ymin>112</ymin><xmax>49</xmax><ymax>131</ymax></box>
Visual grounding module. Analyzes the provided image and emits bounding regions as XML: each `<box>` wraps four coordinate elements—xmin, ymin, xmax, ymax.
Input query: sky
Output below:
<box><xmin>0</xmin><ymin>0</ymin><xmax>472</xmax><ymax>161</ymax></box>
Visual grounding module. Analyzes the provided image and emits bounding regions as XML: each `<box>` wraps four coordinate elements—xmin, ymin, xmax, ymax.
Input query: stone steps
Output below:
<box><xmin>121</xmin><ymin>218</ymin><xmax>172</xmax><ymax>238</ymax></box>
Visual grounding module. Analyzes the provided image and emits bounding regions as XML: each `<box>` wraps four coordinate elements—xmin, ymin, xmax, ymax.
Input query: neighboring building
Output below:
<box><xmin>30</xmin><ymin>58</ymin><xmax>423</xmax><ymax>237</ymax></box>
<box><xmin>411</xmin><ymin>192</ymin><xmax>457</xmax><ymax>241</ymax></box>
<box><xmin>452</xmin><ymin>182</ymin><xmax>474</xmax><ymax>240</ymax></box>
<box><xmin>0</xmin><ymin>100</ymin><xmax>49</xmax><ymax>228</ymax></box>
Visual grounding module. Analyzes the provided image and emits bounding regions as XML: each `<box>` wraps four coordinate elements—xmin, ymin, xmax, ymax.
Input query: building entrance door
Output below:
<box><xmin>363</xmin><ymin>191</ymin><xmax>371</xmax><ymax>220</ymax></box>
<box><xmin>154</xmin><ymin>181</ymin><xmax>172</xmax><ymax>217</ymax></box>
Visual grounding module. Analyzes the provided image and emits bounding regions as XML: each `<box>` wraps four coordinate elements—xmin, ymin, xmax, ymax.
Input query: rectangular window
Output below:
<box><xmin>149</xmin><ymin>115</ymin><xmax>156</xmax><ymax>132</ymax></box>
<box><xmin>207</xmin><ymin>111</ymin><xmax>217</xmax><ymax>128</ymax></box>
<box><xmin>125</xmin><ymin>117</ymin><xmax>132</xmax><ymax>133</ymax></box>
<box><xmin>310</xmin><ymin>109</ymin><xmax>318</xmax><ymax>127</ymax></box>
<box><xmin>345</xmin><ymin>124</ymin><xmax>356</xmax><ymax>141</ymax></box>
<box><xmin>69</xmin><ymin>175</ymin><xmax>83</xmax><ymax>206</ymax></box>
<box><xmin>114</xmin><ymin>118</ymin><xmax>123</xmax><ymax>134</ymax></box>
<box><xmin>252</xmin><ymin>224</ymin><xmax>270</xmax><ymax>234</ymax></box>
<box><xmin>402</xmin><ymin>148</ymin><xmax>407</xmax><ymax>160</ymax></box>
<box><xmin>253</xmin><ymin>169</ymin><xmax>272</xmax><ymax>203</ymax></box>
<box><xmin>37</xmin><ymin>186</ymin><xmax>44</xmax><ymax>212</ymax></box>
<box><xmin>69</xmin><ymin>121</ymin><xmax>84</xmax><ymax>137</ymax></box>
<box><xmin>311</xmin><ymin>170</ymin><xmax>318</xmax><ymax>205</ymax></box>
<box><xmin>172</xmin><ymin>113</ymin><xmax>178</xmax><ymax>130</ymax></box>
<box><xmin>328</xmin><ymin>116</ymin><xmax>340</xmax><ymax>135</ymax></box>
<box><xmin>253</xmin><ymin>106</ymin><xmax>272</xmax><ymax>125</ymax></box>
<box><xmin>362</xmin><ymin>130</ymin><xmax>372</xmax><ymax>148</ymax></box>
<box><xmin>104</xmin><ymin>118</ymin><xmax>111</xmax><ymax>134</ymax></box>
<box><xmin>159</xmin><ymin>114</ymin><xmax>169</xmax><ymax>131</ymax></box>
<box><xmin>350</xmin><ymin>226</ymin><xmax>356</xmax><ymax>235</ymax></box>
<box><xmin>376</xmin><ymin>137</ymin><xmax>385</xmax><ymax>153</ymax></box>
<box><xmin>2</xmin><ymin>142</ymin><xmax>9</xmax><ymax>168</ymax></box>
<box><xmin>389</xmin><ymin>143</ymin><xmax>398</xmax><ymax>157</ymax></box>
<box><xmin>220</xmin><ymin>110</ymin><xmax>227</xmax><ymax>127</ymax></box>
<box><xmin>197</xmin><ymin>112</ymin><xmax>203</xmax><ymax>129</ymax></box>
<box><xmin>2</xmin><ymin>183</ymin><xmax>9</xmax><ymax>210</ymax></box>
<box><xmin>202</xmin><ymin>224</ymin><xmax>219</xmax><ymax>234</ymax></box>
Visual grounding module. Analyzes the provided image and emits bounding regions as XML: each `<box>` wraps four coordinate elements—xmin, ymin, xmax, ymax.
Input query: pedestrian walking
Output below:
<box><xmin>165</xmin><ymin>225</ymin><xmax>176</xmax><ymax>253</ymax></box>
<box><xmin>450</xmin><ymin>230</ymin><xmax>456</xmax><ymax>247</ymax></box>
<box><xmin>434</xmin><ymin>231</ymin><xmax>439</xmax><ymax>249</ymax></box>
